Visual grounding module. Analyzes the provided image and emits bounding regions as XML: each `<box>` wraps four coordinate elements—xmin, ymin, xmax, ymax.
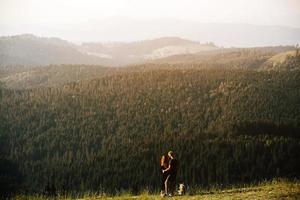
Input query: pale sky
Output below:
<box><xmin>1</xmin><ymin>0</ymin><xmax>300</xmax><ymax>26</ymax></box>
<box><xmin>0</xmin><ymin>0</ymin><xmax>300</xmax><ymax>42</ymax></box>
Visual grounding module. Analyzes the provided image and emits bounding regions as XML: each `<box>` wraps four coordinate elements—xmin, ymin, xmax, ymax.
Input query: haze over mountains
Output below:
<box><xmin>2</xmin><ymin>17</ymin><xmax>300</xmax><ymax>67</ymax></box>
<box><xmin>2</xmin><ymin>18</ymin><xmax>300</xmax><ymax>47</ymax></box>
<box><xmin>70</xmin><ymin>18</ymin><xmax>300</xmax><ymax>46</ymax></box>
<box><xmin>1</xmin><ymin>32</ymin><xmax>299</xmax><ymax>67</ymax></box>
<box><xmin>0</xmin><ymin>34</ymin><xmax>113</xmax><ymax>66</ymax></box>
<box><xmin>0</xmin><ymin>34</ymin><xmax>218</xmax><ymax>66</ymax></box>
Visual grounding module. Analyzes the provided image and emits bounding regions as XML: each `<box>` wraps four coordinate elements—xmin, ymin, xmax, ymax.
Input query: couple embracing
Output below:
<box><xmin>160</xmin><ymin>151</ymin><xmax>179</xmax><ymax>197</ymax></box>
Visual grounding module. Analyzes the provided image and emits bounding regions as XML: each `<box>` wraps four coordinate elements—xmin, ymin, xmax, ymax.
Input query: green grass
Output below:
<box><xmin>13</xmin><ymin>179</ymin><xmax>300</xmax><ymax>200</ymax></box>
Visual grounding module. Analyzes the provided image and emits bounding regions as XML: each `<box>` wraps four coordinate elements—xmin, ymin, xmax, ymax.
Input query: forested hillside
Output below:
<box><xmin>0</xmin><ymin>65</ymin><xmax>116</xmax><ymax>89</ymax></box>
<box><xmin>1</xmin><ymin>65</ymin><xmax>300</xmax><ymax>195</ymax></box>
<box><xmin>150</xmin><ymin>47</ymin><xmax>295</xmax><ymax>67</ymax></box>
<box><xmin>1</xmin><ymin>48</ymin><xmax>298</xmax><ymax>90</ymax></box>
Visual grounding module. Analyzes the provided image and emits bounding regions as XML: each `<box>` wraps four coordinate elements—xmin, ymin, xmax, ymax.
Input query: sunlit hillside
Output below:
<box><xmin>1</xmin><ymin>58</ymin><xmax>300</xmax><ymax>195</ymax></box>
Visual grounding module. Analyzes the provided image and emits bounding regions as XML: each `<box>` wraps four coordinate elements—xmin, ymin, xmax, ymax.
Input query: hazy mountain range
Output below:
<box><xmin>1</xmin><ymin>31</ymin><xmax>299</xmax><ymax>67</ymax></box>
<box><xmin>2</xmin><ymin>18</ymin><xmax>300</xmax><ymax>47</ymax></box>
<box><xmin>0</xmin><ymin>34</ymin><xmax>112</xmax><ymax>66</ymax></box>
<box><xmin>0</xmin><ymin>34</ymin><xmax>218</xmax><ymax>66</ymax></box>
<box><xmin>76</xmin><ymin>18</ymin><xmax>300</xmax><ymax>47</ymax></box>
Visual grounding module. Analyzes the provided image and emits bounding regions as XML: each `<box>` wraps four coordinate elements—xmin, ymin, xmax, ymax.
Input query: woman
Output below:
<box><xmin>160</xmin><ymin>153</ymin><xmax>170</xmax><ymax>196</ymax></box>
<box><xmin>162</xmin><ymin>151</ymin><xmax>178</xmax><ymax>197</ymax></box>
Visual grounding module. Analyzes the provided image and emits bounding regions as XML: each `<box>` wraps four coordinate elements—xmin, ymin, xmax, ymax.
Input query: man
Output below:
<box><xmin>162</xmin><ymin>151</ymin><xmax>179</xmax><ymax>196</ymax></box>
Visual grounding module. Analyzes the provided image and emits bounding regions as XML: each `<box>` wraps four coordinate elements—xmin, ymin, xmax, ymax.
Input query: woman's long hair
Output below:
<box><xmin>160</xmin><ymin>154</ymin><xmax>169</xmax><ymax>169</ymax></box>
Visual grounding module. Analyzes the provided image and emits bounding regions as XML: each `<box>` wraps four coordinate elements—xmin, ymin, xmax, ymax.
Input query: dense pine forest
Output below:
<box><xmin>0</xmin><ymin>51</ymin><xmax>300</xmax><ymax>197</ymax></box>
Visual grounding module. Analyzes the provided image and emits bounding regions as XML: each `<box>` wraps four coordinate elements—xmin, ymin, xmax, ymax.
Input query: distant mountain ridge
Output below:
<box><xmin>0</xmin><ymin>34</ymin><xmax>218</xmax><ymax>66</ymax></box>
<box><xmin>5</xmin><ymin>18</ymin><xmax>298</xmax><ymax>47</ymax></box>
<box><xmin>89</xmin><ymin>19</ymin><xmax>300</xmax><ymax>47</ymax></box>
<box><xmin>81</xmin><ymin>37</ymin><xmax>217</xmax><ymax>64</ymax></box>
<box><xmin>0</xmin><ymin>34</ymin><xmax>114</xmax><ymax>66</ymax></box>
<box><xmin>0</xmin><ymin>34</ymin><xmax>298</xmax><ymax>67</ymax></box>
